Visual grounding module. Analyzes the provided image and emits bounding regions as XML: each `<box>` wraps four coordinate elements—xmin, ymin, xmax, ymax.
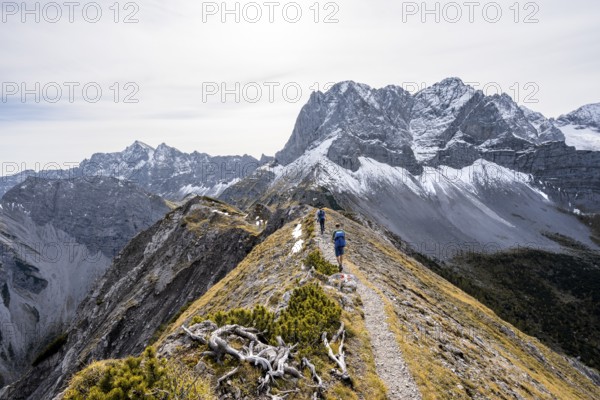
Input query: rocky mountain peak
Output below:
<box><xmin>276</xmin><ymin>77</ymin><xmax>584</xmax><ymax>169</ymax></box>
<box><xmin>558</xmin><ymin>102</ymin><xmax>600</xmax><ymax>129</ymax></box>
<box><xmin>125</xmin><ymin>140</ymin><xmax>154</xmax><ymax>153</ymax></box>
<box><xmin>153</xmin><ymin>142</ymin><xmax>182</xmax><ymax>161</ymax></box>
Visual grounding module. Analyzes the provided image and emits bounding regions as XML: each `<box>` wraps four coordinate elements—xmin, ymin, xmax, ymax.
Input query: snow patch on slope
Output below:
<box><xmin>178</xmin><ymin>178</ymin><xmax>240</xmax><ymax>198</ymax></box>
<box><xmin>292</xmin><ymin>223</ymin><xmax>302</xmax><ymax>239</ymax></box>
<box><xmin>559</xmin><ymin>124</ymin><xmax>600</xmax><ymax>151</ymax></box>
<box><xmin>291</xmin><ymin>240</ymin><xmax>304</xmax><ymax>254</ymax></box>
<box><xmin>311</xmin><ymin>154</ymin><xmax>553</xmax><ymax>229</ymax></box>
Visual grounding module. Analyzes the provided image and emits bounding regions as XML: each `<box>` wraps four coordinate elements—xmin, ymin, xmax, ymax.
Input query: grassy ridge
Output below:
<box><xmin>154</xmin><ymin>213</ymin><xmax>387</xmax><ymax>399</ymax></box>
<box><xmin>321</xmin><ymin>208</ymin><xmax>600</xmax><ymax>399</ymax></box>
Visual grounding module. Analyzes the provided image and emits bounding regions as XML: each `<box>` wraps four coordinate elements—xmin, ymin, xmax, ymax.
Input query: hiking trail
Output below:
<box><xmin>315</xmin><ymin>223</ymin><xmax>422</xmax><ymax>400</ymax></box>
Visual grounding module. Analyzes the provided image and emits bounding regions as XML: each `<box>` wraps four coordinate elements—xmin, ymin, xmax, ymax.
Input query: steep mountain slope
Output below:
<box><xmin>0</xmin><ymin>142</ymin><xmax>263</xmax><ymax>201</ymax></box>
<box><xmin>0</xmin><ymin>177</ymin><xmax>168</xmax><ymax>386</ymax></box>
<box><xmin>0</xmin><ymin>197</ymin><xmax>303</xmax><ymax>400</ymax></box>
<box><xmin>437</xmin><ymin>243</ymin><xmax>600</xmax><ymax>370</ymax></box>
<box><xmin>0</xmin><ymin>170</ymin><xmax>71</xmax><ymax>207</ymax></box>
<box><xmin>225</xmin><ymin>142</ymin><xmax>597</xmax><ymax>256</ymax></box>
<box><xmin>2</xmin><ymin>176</ymin><xmax>169</xmax><ymax>256</ymax></box>
<box><xmin>58</xmin><ymin>208</ymin><xmax>600</xmax><ymax>399</ymax></box>
<box><xmin>556</xmin><ymin>103</ymin><xmax>600</xmax><ymax>151</ymax></box>
<box><xmin>225</xmin><ymin>79</ymin><xmax>600</xmax><ymax>250</ymax></box>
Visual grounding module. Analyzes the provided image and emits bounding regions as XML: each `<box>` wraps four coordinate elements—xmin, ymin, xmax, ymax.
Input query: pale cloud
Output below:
<box><xmin>1</xmin><ymin>0</ymin><xmax>599</xmax><ymax>167</ymax></box>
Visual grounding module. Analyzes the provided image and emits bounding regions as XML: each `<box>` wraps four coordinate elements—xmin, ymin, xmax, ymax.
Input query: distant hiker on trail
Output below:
<box><xmin>316</xmin><ymin>208</ymin><xmax>326</xmax><ymax>234</ymax></box>
<box><xmin>332</xmin><ymin>223</ymin><xmax>346</xmax><ymax>272</ymax></box>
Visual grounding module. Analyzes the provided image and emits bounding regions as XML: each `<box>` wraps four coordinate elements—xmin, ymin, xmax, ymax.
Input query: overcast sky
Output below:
<box><xmin>1</xmin><ymin>0</ymin><xmax>599</xmax><ymax>170</ymax></box>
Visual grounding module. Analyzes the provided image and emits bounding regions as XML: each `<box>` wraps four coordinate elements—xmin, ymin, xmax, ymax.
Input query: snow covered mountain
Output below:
<box><xmin>0</xmin><ymin>177</ymin><xmax>168</xmax><ymax>386</ymax></box>
<box><xmin>0</xmin><ymin>142</ymin><xmax>265</xmax><ymax>201</ymax></box>
<box><xmin>275</xmin><ymin>78</ymin><xmax>568</xmax><ymax>172</ymax></box>
<box><xmin>556</xmin><ymin>103</ymin><xmax>600</xmax><ymax>151</ymax></box>
<box><xmin>224</xmin><ymin>78</ymin><xmax>600</xmax><ymax>257</ymax></box>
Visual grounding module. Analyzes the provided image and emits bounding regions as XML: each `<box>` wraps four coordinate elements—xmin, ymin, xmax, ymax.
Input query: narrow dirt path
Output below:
<box><xmin>315</xmin><ymin>223</ymin><xmax>422</xmax><ymax>400</ymax></box>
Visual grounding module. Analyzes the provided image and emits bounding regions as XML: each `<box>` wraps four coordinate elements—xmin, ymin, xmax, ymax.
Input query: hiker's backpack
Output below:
<box><xmin>333</xmin><ymin>230</ymin><xmax>346</xmax><ymax>247</ymax></box>
<box><xmin>317</xmin><ymin>210</ymin><xmax>325</xmax><ymax>221</ymax></box>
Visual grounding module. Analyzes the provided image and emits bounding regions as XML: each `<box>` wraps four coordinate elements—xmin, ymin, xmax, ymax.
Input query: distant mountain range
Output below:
<box><xmin>0</xmin><ymin>142</ymin><xmax>270</xmax><ymax>201</ymax></box>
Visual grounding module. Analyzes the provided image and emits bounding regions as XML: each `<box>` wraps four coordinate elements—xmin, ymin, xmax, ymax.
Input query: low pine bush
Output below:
<box><xmin>305</xmin><ymin>250</ymin><xmax>339</xmax><ymax>276</ymax></box>
<box><xmin>193</xmin><ymin>284</ymin><xmax>341</xmax><ymax>350</ymax></box>
<box><xmin>63</xmin><ymin>347</ymin><xmax>213</xmax><ymax>400</ymax></box>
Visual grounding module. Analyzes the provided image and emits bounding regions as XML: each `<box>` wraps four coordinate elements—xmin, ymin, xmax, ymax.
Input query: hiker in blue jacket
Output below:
<box><xmin>332</xmin><ymin>223</ymin><xmax>346</xmax><ymax>272</ymax></box>
<box><xmin>316</xmin><ymin>208</ymin><xmax>326</xmax><ymax>235</ymax></box>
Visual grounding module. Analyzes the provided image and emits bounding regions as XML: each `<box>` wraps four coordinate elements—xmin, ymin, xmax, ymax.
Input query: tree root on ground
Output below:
<box><xmin>181</xmin><ymin>320</ymin><xmax>353</xmax><ymax>396</ymax></box>
<box><xmin>322</xmin><ymin>324</ymin><xmax>352</xmax><ymax>385</ymax></box>
<box><xmin>182</xmin><ymin>322</ymin><xmax>305</xmax><ymax>394</ymax></box>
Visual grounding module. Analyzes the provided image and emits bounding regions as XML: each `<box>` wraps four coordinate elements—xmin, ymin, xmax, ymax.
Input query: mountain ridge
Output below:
<box><xmin>36</xmin><ymin>206</ymin><xmax>600</xmax><ymax>399</ymax></box>
<box><xmin>0</xmin><ymin>142</ymin><xmax>264</xmax><ymax>202</ymax></box>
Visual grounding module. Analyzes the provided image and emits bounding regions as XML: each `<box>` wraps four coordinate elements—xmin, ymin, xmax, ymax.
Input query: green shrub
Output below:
<box><xmin>305</xmin><ymin>250</ymin><xmax>339</xmax><ymax>276</ymax></box>
<box><xmin>63</xmin><ymin>347</ymin><xmax>213</xmax><ymax>400</ymax></box>
<box><xmin>192</xmin><ymin>305</ymin><xmax>275</xmax><ymax>334</ymax></box>
<box><xmin>274</xmin><ymin>283</ymin><xmax>341</xmax><ymax>347</ymax></box>
<box><xmin>193</xmin><ymin>284</ymin><xmax>341</xmax><ymax>350</ymax></box>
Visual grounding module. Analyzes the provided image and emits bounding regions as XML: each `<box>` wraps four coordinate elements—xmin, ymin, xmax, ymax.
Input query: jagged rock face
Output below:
<box><xmin>0</xmin><ymin>197</ymin><xmax>306</xmax><ymax>400</ymax></box>
<box><xmin>480</xmin><ymin>142</ymin><xmax>600</xmax><ymax>211</ymax></box>
<box><xmin>79</xmin><ymin>142</ymin><xmax>261</xmax><ymax>200</ymax></box>
<box><xmin>273</xmin><ymin>78</ymin><xmax>599</xmax><ymax>212</ymax></box>
<box><xmin>410</xmin><ymin>77</ymin><xmax>478</xmax><ymax>160</ymax></box>
<box><xmin>0</xmin><ymin>177</ymin><xmax>168</xmax><ymax>387</ymax></box>
<box><xmin>2</xmin><ymin>176</ymin><xmax>169</xmax><ymax>256</ymax></box>
<box><xmin>521</xmin><ymin>106</ymin><xmax>565</xmax><ymax>142</ymax></box>
<box><xmin>0</xmin><ymin>142</ymin><xmax>262</xmax><ymax>201</ymax></box>
<box><xmin>276</xmin><ymin>82</ymin><xmax>419</xmax><ymax>173</ymax></box>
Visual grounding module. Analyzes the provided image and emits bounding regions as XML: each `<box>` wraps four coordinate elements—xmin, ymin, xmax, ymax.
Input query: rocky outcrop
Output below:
<box><xmin>0</xmin><ymin>177</ymin><xmax>169</xmax><ymax>387</ymax></box>
<box><xmin>2</xmin><ymin>176</ymin><xmax>168</xmax><ymax>256</ymax></box>
<box><xmin>475</xmin><ymin>142</ymin><xmax>600</xmax><ymax>211</ymax></box>
<box><xmin>327</xmin><ymin>135</ymin><xmax>422</xmax><ymax>174</ymax></box>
